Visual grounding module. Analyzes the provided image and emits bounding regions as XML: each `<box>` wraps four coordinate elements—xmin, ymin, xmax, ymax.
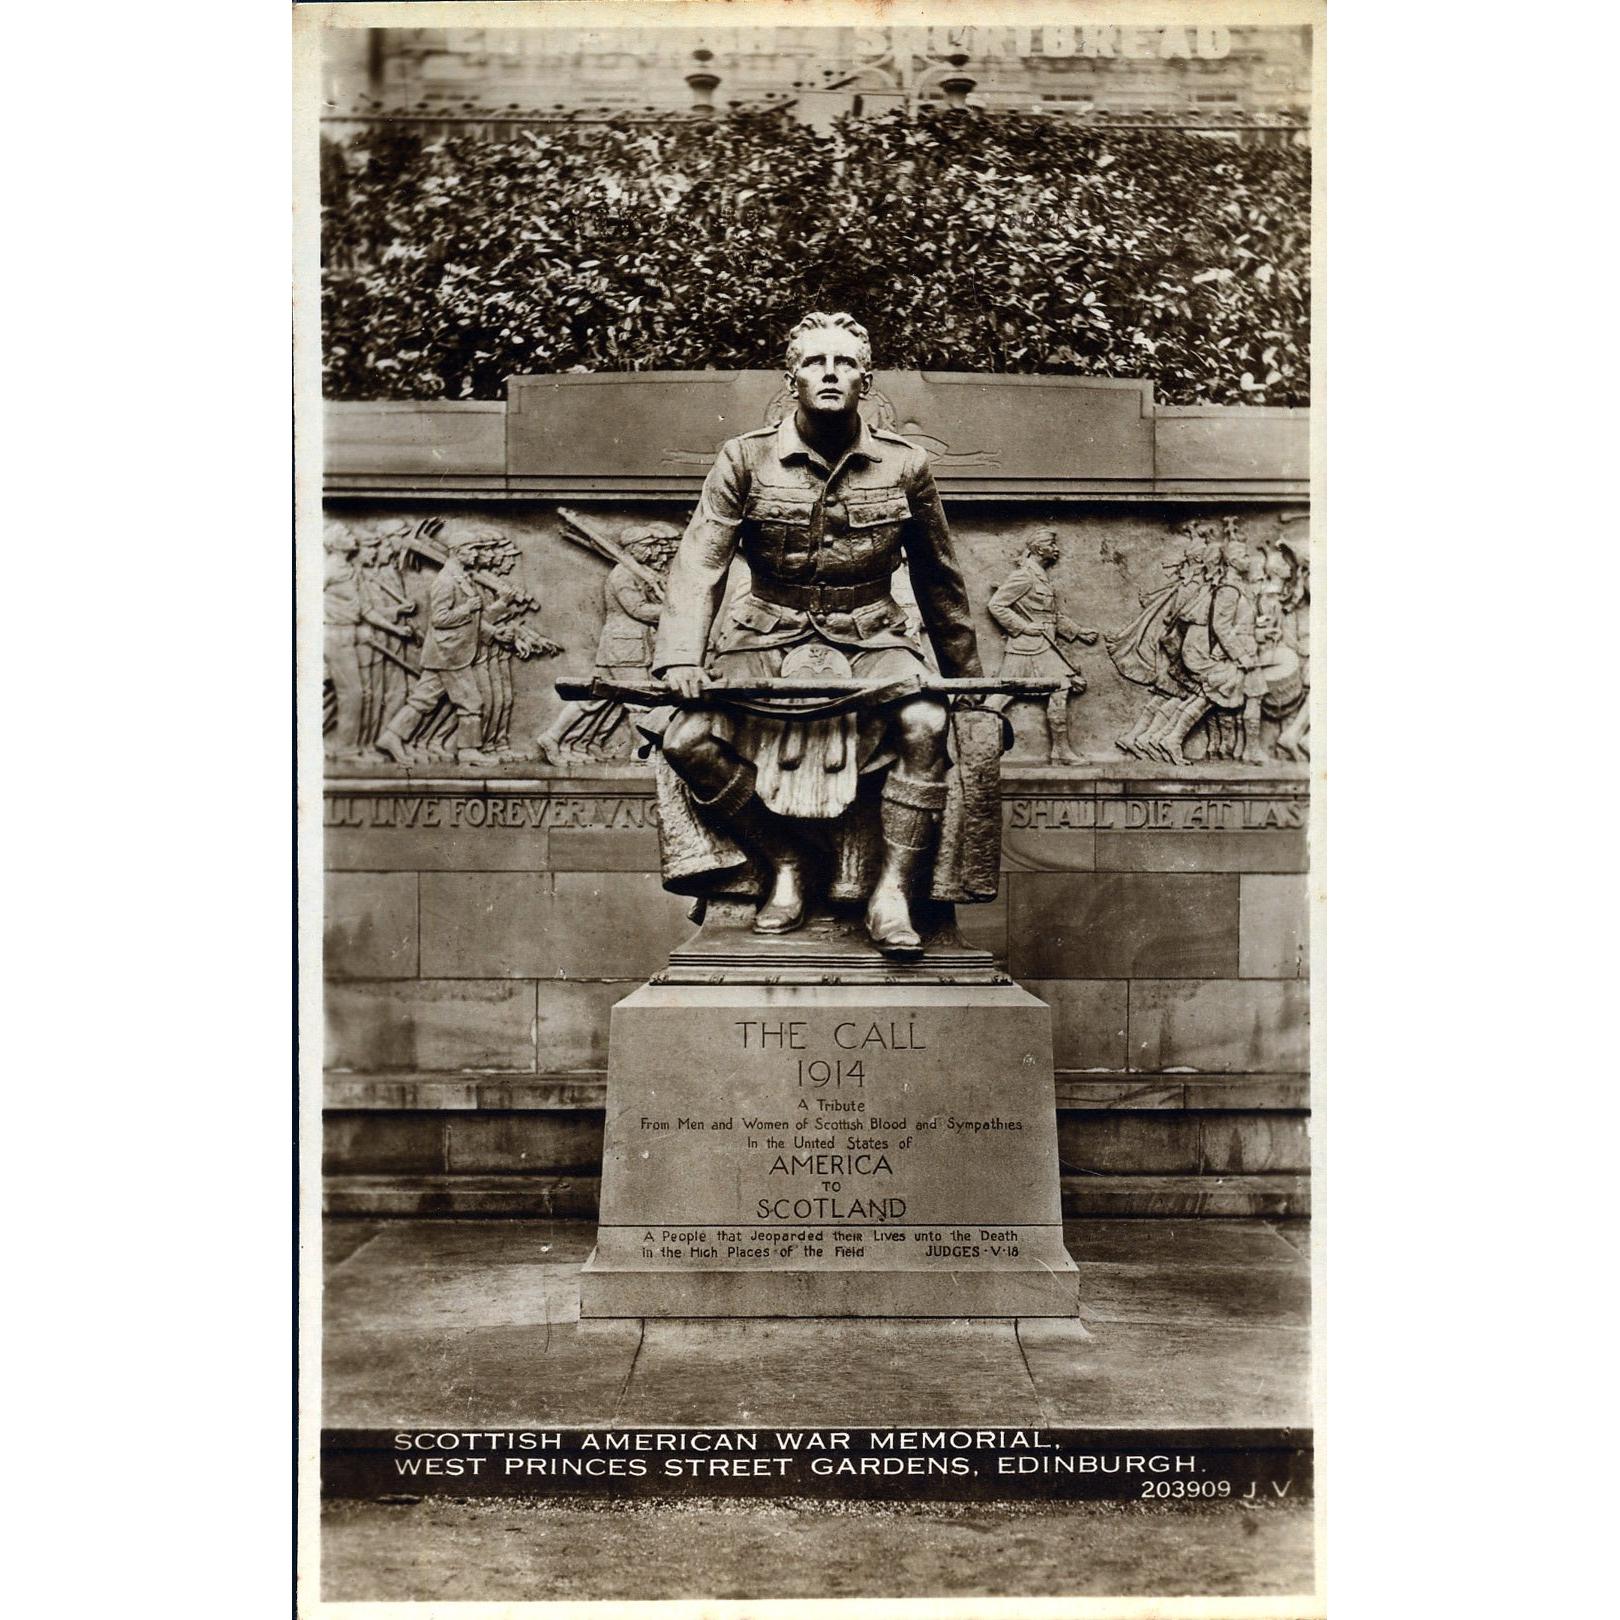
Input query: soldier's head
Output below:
<box><xmin>1221</xmin><ymin>537</ymin><xmax>1251</xmax><ymax>575</ymax></box>
<box><xmin>324</xmin><ymin>526</ymin><xmax>359</xmax><ymax>558</ymax></box>
<box><xmin>629</xmin><ymin>522</ymin><xmax>681</xmax><ymax>568</ymax></box>
<box><xmin>374</xmin><ymin>521</ymin><xmax>413</xmax><ymax>564</ymax></box>
<box><xmin>479</xmin><ymin>536</ymin><xmax>519</xmax><ymax>575</ymax></box>
<box><xmin>784</xmin><ymin>311</ymin><xmax>872</xmax><ymax>422</ymax></box>
<box><xmin>1261</xmin><ymin>545</ymin><xmax>1291</xmax><ymax>585</ymax></box>
<box><xmin>1026</xmin><ymin>529</ymin><xmax>1061</xmax><ymax>568</ymax></box>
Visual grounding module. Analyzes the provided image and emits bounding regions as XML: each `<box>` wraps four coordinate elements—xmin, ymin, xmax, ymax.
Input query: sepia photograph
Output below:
<box><xmin>298</xmin><ymin>1</ymin><xmax>1322</xmax><ymax>1606</ymax></box>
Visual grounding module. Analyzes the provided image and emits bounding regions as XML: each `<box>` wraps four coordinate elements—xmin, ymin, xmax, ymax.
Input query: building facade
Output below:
<box><xmin>323</xmin><ymin>23</ymin><xmax>1311</xmax><ymax>125</ymax></box>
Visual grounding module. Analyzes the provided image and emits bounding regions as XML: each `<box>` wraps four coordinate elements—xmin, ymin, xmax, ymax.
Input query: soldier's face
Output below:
<box><xmin>786</xmin><ymin>328</ymin><xmax>869</xmax><ymax>419</ymax></box>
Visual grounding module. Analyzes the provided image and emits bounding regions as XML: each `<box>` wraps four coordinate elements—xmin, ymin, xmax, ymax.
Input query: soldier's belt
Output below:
<box><xmin>748</xmin><ymin>577</ymin><xmax>892</xmax><ymax>613</ymax></box>
<box><xmin>554</xmin><ymin>674</ymin><xmax>1066</xmax><ymax>720</ymax></box>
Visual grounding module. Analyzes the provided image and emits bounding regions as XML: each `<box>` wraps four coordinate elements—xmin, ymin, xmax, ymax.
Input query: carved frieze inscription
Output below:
<box><xmin>1007</xmin><ymin>797</ymin><xmax>1305</xmax><ymax>832</ymax></box>
<box><xmin>323</xmin><ymin>793</ymin><xmax>657</xmax><ymax>832</ymax></box>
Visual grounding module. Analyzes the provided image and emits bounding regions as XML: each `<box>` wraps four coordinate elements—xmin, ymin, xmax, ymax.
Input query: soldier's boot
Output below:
<box><xmin>1162</xmin><ymin>696</ymin><xmax>1210</xmax><ymax>766</ymax></box>
<box><xmin>454</xmin><ymin>712</ymin><xmax>502</xmax><ymax>769</ymax></box>
<box><xmin>375</xmin><ymin>722</ymin><xmax>414</xmax><ymax>766</ymax></box>
<box><xmin>1047</xmin><ymin>695</ymin><xmax>1083</xmax><ymax>767</ymax></box>
<box><xmin>691</xmin><ymin>762</ymin><xmax>807</xmax><ymax>934</ymax></box>
<box><xmin>1135</xmin><ymin>700</ymin><xmax>1180</xmax><ymax>763</ymax></box>
<box><xmin>1238</xmin><ymin>697</ymin><xmax>1269</xmax><ymax>766</ymax></box>
<box><xmin>865</xmin><ymin>774</ymin><xmax>948</xmax><ymax>957</ymax></box>
<box><xmin>1115</xmin><ymin>702</ymin><xmax>1158</xmax><ymax>758</ymax></box>
<box><xmin>534</xmin><ymin>714</ymin><xmax>570</xmax><ymax>768</ymax></box>
<box><xmin>1277</xmin><ymin>710</ymin><xmax>1309</xmax><ymax>762</ymax></box>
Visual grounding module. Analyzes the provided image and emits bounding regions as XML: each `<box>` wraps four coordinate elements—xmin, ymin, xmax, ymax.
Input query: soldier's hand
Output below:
<box><xmin>664</xmin><ymin>664</ymin><xmax>715</xmax><ymax>699</ymax></box>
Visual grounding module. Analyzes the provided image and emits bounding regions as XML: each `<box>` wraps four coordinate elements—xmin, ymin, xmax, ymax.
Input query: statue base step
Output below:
<box><xmin>580</xmin><ymin>981</ymin><xmax>1079</xmax><ymax>1319</ymax></box>
<box><xmin>656</xmin><ymin>898</ymin><xmax>1009</xmax><ymax>987</ymax></box>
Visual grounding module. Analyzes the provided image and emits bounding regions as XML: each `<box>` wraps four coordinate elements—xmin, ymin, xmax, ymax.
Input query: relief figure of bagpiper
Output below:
<box><xmin>1109</xmin><ymin>518</ymin><xmax>1309</xmax><ymax>765</ymax></box>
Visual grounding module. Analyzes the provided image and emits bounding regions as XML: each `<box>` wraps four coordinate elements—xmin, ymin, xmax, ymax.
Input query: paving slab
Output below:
<box><xmin>1063</xmin><ymin>1218</ymin><xmax>1302</xmax><ymax>1268</ymax></box>
<box><xmin>323</xmin><ymin>1222</ymin><xmax>385</xmax><ymax>1269</ymax></box>
<box><xmin>325</xmin><ymin>1260</ymin><xmax>584</xmax><ymax>1336</ymax></box>
<box><xmin>1075</xmin><ymin>1262</ymin><xmax>1308</xmax><ymax>1330</ymax></box>
<box><xmin>617</xmin><ymin>1320</ymin><xmax>1044</xmax><ymax>1427</ymax></box>
<box><xmin>1269</xmin><ymin>1219</ymin><xmax>1312</xmax><ymax>1255</ymax></box>
<box><xmin>1019</xmin><ymin>1317</ymin><xmax>1310</xmax><ymax>1428</ymax></box>
<box><xmin>341</xmin><ymin>1219</ymin><xmax>596</xmax><ymax>1270</ymax></box>
<box><xmin>324</xmin><ymin>1322</ymin><xmax>643</xmax><ymax>1428</ymax></box>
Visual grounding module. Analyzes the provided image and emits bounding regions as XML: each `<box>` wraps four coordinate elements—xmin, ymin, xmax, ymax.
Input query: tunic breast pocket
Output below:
<box><xmin>842</xmin><ymin>492</ymin><xmax>910</xmax><ymax>563</ymax></box>
<box><xmin>745</xmin><ymin>493</ymin><xmax>815</xmax><ymax>576</ymax></box>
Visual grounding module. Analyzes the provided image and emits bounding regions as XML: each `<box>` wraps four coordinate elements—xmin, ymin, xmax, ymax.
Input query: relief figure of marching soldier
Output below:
<box><xmin>986</xmin><ymin>528</ymin><xmax>1097</xmax><ymax>766</ymax></box>
<box><xmin>536</xmin><ymin>515</ymin><xmax>681</xmax><ymax>767</ymax></box>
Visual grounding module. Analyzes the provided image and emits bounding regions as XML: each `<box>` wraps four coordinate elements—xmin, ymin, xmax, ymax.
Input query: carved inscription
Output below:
<box><xmin>324</xmin><ymin>790</ymin><xmax>1302</xmax><ymax>833</ymax></box>
<box><xmin>1006</xmin><ymin>797</ymin><xmax>1305</xmax><ymax>831</ymax></box>
<box><xmin>323</xmin><ymin>794</ymin><xmax>658</xmax><ymax>831</ymax></box>
<box><xmin>628</xmin><ymin>1015</ymin><xmax>1029</xmax><ymax>1247</ymax></box>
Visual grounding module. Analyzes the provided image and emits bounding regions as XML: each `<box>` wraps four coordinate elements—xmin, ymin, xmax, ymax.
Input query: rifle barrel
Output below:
<box><xmin>554</xmin><ymin>676</ymin><xmax>1065</xmax><ymax>703</ymax></box>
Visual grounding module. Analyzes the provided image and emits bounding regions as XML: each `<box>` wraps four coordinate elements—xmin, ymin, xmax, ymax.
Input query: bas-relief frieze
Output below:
<box><xmin>322</xmin><ymin>506</ymin><xmax>1310</xmax><ymax>774</ymax></box>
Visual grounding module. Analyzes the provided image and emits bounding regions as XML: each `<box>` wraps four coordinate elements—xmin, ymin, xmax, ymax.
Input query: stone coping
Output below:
<box><xmin>323</xmin><ymin>1071</ymin><xmax>1310</xmax><ymax>1113</ymax></box>
<box><xmin>323</xmin><ymin>1172</ymin><xmax>1312</xmax><ymax>1221</ymax></box>
<box><xmin>324</xmin><ymin>768</ymin><xmax>1310</xmax><ymax>796</ymax></box>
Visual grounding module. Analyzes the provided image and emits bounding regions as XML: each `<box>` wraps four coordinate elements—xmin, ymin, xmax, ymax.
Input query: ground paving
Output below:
<box><xmin>321</xmin><ymin>1216</ymin><xmax>1311</xmax><ymax>1430</ymax></box>
<box><xmin>318</xmin><ymin>1216</ymin><xmax>1313</xmax><ymax>1600</ymax></box>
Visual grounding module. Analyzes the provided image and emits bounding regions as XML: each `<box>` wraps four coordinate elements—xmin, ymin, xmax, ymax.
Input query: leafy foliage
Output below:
<box><xmin>322</xmin><ymin>108</ymin><xmax>1309</xmax><ymax>405</ymax></box>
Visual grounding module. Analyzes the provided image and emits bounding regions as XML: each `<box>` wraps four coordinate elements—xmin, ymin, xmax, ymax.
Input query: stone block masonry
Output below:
<box><xmin>323</xmin><ymin>772</ymin><xmax>1310</xmax><ymax>1219</ymax></box>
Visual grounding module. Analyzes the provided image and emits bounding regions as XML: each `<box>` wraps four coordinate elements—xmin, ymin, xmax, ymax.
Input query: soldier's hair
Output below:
<box><xmin>784</xmin><ymin>312</ymin><xmax>872</xmax><ymax>372</ymax></box>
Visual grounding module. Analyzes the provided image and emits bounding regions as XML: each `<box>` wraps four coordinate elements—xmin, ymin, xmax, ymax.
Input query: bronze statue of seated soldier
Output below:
<box><xmin>610</xmin><ymin>312</ymin><xmax>1041</xmax><ymax>957</ymax></box>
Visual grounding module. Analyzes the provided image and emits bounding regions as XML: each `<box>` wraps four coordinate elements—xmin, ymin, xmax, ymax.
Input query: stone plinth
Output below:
<box><xmin>579</xmin><ymin>982</ymin><xmax>1080</xmax><ymax>1318</ymax></box>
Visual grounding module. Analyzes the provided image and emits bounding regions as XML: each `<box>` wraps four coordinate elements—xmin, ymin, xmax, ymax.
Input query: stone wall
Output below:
<box><xmin>322</xmin><ymin>496</ymin><xmax>1311</xmax><ymax>1218</ymax></box>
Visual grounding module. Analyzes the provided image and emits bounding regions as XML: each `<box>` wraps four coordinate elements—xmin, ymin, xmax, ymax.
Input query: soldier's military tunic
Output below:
<box><xmin>1181</xmin><ymin>577</ymin><xmax>1266</xmax><ymax>710</ymax></box>
<box><xmin>653</xmin><ymin>414</ymin><xmax>981</xmax><ymax>683</ymax></box>
<box><xmin>986</xmin><ymin>556</ymin><xmax>1085</xmax><ymax>685</ymax></box>
<box><xmin>598</xmin><ymin>562</ymin><xmax>663</xmax><ymax>672</ymax></box>
<box><xmin>644</xmin><ymin>414</ymin><xmax>999</xmax><ymax>901</ymax></box>
<box><xmin>323</xmin><ymin>552</ymin><xmax>366</xmax><ymax>751</ymax></box>
<box><xmin>386</xmin><ymin>556</ymin><xmax>486</xmax><ymax>738</ymax></box>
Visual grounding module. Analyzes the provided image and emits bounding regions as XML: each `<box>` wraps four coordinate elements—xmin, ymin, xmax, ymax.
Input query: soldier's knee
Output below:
<box><xmin>894</xmin><ymin>699</ymin><xmax>949</xmax><ymax>753</ymax></box>
<box><xmin>661</xmin><ymin>709</ymin><xmax>716</xmax><ymax>767</ymax></box>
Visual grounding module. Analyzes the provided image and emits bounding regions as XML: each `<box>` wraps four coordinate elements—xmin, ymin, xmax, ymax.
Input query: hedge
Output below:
<box><xmin>321</xmin><ymin>107</ymin><xmax>1309</xmax><ymax>406</ymax></box>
